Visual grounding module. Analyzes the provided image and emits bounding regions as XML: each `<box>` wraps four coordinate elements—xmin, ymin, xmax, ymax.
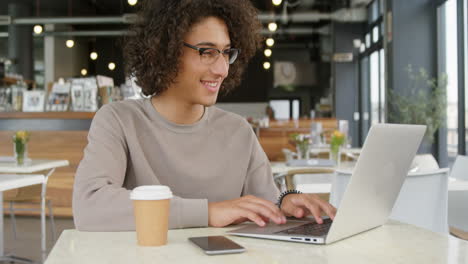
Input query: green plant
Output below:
<box><xmin>289</xmin><ymin>133</ymin><xmax>311</xmax><ymax>159</ymax></box>
<box><xmin>330</xmin><ymin>130</ymin><xmax>346</xmax><ymax>153</ymax></box>
<box><xmin>388</xmin><ymin>65</ymin><xmax>447</xmax><ymax>143</ymax></box>
<box><xmin>12</xmin><ymin>130</ymin><xmax>30</xmax><ymax>165</ymax></box>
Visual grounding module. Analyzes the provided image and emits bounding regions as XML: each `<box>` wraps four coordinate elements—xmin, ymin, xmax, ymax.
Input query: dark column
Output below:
<box><xmin>386</xmin><ymin>0</ymin><xmax>446</xmax><ymax>163</ymax></box>
<box><xmin>332</xmin><ymin>22</ymin><xmax>364</xmax><ymax>148</ymax></box>
<box><xmin>8</xmin><ymin>3</ymin><xmax>34</xmax><ymax>81</ymax></box>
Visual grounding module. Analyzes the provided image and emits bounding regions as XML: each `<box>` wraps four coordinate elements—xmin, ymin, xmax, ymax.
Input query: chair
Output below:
<box><xmin>330</xmin><ymin>167</ymin><xmax>450</xmax><ymax>233</ymax></box>
<box><xmin>274</xmin><ymin>168</ymin><xmax>335</xmax><ymax>202</ymax></box>
<box><xmin>448</xmin><ymin>155</ymin><xmax>468</xmax><ymax>240</ymax></box>
<box><xmin>4</xmin><ymin>169</ymin><xmax>57</xmax><ymax>243</ymax></box>
<box><xmin>410</xmin><ymin>154</ymin><xmax>439</xmax><ymax>171</ymax></box>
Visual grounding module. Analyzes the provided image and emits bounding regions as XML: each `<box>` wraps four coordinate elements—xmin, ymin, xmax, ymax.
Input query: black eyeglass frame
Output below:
<box><xmin>183</xmin><ymin>42</ymin><xmax>241</xmax><ymax>65</ymax></box>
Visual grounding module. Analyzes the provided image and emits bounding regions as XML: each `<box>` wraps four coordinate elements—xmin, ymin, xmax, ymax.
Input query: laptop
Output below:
<box><xmin>228</xmin><ymin>124</ymin><xmax>426</xmax><ymax>245</ymax></box>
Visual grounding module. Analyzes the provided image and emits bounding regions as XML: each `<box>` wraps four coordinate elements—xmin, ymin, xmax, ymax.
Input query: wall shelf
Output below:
<box><xmin>0</xmin><ymin>112</ymin><xmax>95</xmax><ymax>120</ymax></box>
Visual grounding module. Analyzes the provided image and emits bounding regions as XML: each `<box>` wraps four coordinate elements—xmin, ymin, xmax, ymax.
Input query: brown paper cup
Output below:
<box><xmin>130</xmin><ymin>185</ymin><xmax>172</xmax><ymax>247</ymax></box>
<box><xmin>133</xmin><ymin>199</ymin><xmax>170</xmax><ymax>246</ymax></box>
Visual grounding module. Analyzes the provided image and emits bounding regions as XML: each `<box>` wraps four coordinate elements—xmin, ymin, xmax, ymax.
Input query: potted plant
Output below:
<box><xmin>330</xmin><ymin>130</ymin><xmax>346</xmax><ymax>166</ymax></box>
<box><xmin>288</xmin><ymin>133</ymin><xmax>311</xmax><ymax>160</ymax></box>
<box><xmin>12</xmin><ymin>130</ymin><xmax>30</xmax><ymax>165</ymax></box>
<box><xmin>388</xmin><ymin>65</ymin><xmax>447</xmax><ymax>146</ymax></box>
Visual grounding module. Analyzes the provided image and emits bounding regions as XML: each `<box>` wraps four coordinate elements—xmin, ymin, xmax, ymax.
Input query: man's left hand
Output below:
<box><xmin>280</xmin><ymin>194</ymin><xmax>337</xmax><ymax>224</ymax></box>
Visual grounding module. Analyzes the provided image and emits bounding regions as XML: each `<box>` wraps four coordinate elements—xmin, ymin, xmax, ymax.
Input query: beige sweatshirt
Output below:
<box><xmin>72</xmin><ymin>98</ymin><xmax>280</xmax><ymax>231</ymax></box>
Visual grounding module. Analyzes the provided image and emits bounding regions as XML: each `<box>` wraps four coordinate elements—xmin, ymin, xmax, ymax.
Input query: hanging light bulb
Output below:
<box><xmin>268</xmin><ymin>22</ymin><xmax>277</xmax><ymax>32</ymax></box>
<box><xmin>263</xmin><ymin>62</ymin><xmax>271</xmax><ymax>70</ymax></box>
<box><xmin>128</xmin><ymin>0</ymin><xmax>138</xmax><ymax>6</ymax></box>
<box><xmin>108</xmin><ymin>62</ymin><xmax>116</xmax><ymax>71</ymax></box>
<box><xmin>264</xmin><ymin>49</ymin><xmax>272</xmax><ymax>57</ymax></box>
<box><xmin>81</xmin><ymin>69</ymin><xmax>88</xmax><ymax>76</ymax></box>
<box><xmin>272</xmin><ymin>0</ymin><xmax>282</xmax><ymax>6</ymax></box>
<box><xmin>66</xmin><ymin>39</ymin><xmax>75</xmax><ymax>48</ymax></box>
<box><xmin>90</xmin><ymin>52</ymin><xmax>98</xmax><ymax>60</ymax></box>
<box><xmin>266</xmin><ymin>38</ymin><xmax>275</xmax><ymax>47</ymax></box>
<box><xmin>33</xmin><ymin>25</ymin><xmax>43</xmax><ymax>34</ymax></box>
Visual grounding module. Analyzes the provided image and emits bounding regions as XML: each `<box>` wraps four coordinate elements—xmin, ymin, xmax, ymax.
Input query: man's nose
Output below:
<box><xmin>210</xmin><ymin>54</ymin><xmax>229</xmax><ymax>78</ymax></box>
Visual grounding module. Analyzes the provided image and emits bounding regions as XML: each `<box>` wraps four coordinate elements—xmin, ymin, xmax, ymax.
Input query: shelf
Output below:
<box><xmin>1</xmin><ymin>77</ymin><xmax>35</xmax><ymax>86</ymax></box>
<box><xmin>0</xmin><ymin>111</ymin><xmax>95</xmax><ymax>119</ymax></box>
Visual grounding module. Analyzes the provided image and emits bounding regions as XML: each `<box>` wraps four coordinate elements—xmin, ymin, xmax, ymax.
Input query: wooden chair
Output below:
<box><xmin>273</xmin><ymin>168</ymin><xmax>335</xmax><ymax>202</ymax></box>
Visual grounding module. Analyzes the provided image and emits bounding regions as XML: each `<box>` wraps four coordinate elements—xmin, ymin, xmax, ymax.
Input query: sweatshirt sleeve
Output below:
<box><xmin>72</xmin><ymin>104</ymin><xmax>208</xmax><ymax>231</ymax></box>
<box><xmin>241</xmin><ymin>125</ymin><xmax>280</xmax><ymax>203</ymax></box>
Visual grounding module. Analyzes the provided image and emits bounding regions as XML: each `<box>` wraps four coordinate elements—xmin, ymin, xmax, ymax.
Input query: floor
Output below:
<box><xmin>2</xmin><ymin>216</ymin><xmax>75</xmax><ymax>263</ymax></box>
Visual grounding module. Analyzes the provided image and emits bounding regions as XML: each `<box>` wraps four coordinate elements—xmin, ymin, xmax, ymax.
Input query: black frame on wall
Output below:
<box><xmin>457</xmin><ymin>0</ymin><xmax>466</xmax><ymax>155</ymax></box>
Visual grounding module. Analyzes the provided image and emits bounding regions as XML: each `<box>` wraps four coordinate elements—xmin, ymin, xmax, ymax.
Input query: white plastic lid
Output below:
<box><xmin>130</xmin><ymin>185</ymin><xmax>173</xmax><ymax>200</ymax></box>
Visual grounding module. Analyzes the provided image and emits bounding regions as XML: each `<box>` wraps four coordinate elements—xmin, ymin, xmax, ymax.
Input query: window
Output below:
<box><xmin>357</xmin><ymin>0</ymin><xmax>384</xmax><ymax>145</ymax></box>
<box><xmin>269</xmin><ymin>99</ymin><xmax>301</xmax><ymax>120</ymax></box>
<box><xmin>444</xmin><ymin>0</ymin><xmax>458</xmax><ymax>159</ymax></box>
<box><xmin>370</xmin><ymin>51</ymin><xmax>379</xmax><ymax>125</ymax></box>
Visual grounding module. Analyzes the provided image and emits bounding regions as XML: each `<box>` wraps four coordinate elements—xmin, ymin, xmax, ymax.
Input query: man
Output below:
<box><xmin>73</xmin><ymin>0</ymin><xmax>336</xmax><ymax>231</ymax></box>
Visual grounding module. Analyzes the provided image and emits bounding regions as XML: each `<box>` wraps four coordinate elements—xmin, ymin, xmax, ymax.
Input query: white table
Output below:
<box><xmin>0</xmin><ymin>174</ymin><xmax>44</xmax><ymax>263</ymax></box>
<box><xmin>310</xmin><ymin>146</ymin><xmax>361</xmax><ymax>157</ymax></box>
<box><xmin>45</xmin><ymin>220</ymin><xmax>468</xmax><ymax>264</ymax></box>
<box><xmin>0</xmin><ymin>158</ymin><xmax>69</xmax><ymax>263</ymax></box>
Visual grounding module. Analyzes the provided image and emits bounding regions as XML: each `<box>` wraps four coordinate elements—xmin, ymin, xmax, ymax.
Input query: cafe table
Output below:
<box><xmin>45</xmin><ymin>220</ymin><xmax>468</xmax><ymax>264</ymax></box>
<box><xmin>0</xmin><ymin>174</ymin><xmax>44</xmax><ymax>263</ymax></box>
<box><xmin>0</xmin><ymin>158</ymin><xmax>69</xmax><ymax>263</ymax></box>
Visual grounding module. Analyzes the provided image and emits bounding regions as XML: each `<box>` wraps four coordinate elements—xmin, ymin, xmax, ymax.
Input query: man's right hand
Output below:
<box><xmin>208</xmin><ymin>195</ymin><xmax>287</xmax><ymax>227</ymax></box>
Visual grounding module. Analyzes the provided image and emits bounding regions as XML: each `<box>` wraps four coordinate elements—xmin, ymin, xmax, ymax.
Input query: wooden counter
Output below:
<box><xmin>0</xmin><ymin>111</ymin><xmax>95</xmax><ymax>120</ymax></box>
<box><xmin>0</xmin><ymin>112</ymin><xmax>93</xmax><ymax>217</ymax></box>
<box><xmin>259</xmin><ymin>118</ymin><xmax>337</xmax><ymax>161</ymax></box>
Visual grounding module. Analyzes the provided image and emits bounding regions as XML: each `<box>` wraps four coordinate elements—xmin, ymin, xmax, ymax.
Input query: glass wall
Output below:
<box><xmin>465</xmin><ymin>0</ymin><xmax>468</xmax><ymax>154</ymax></box>
<box><xmin>357</xmin><ymin>0</ymin><xmax>384</xmax><ymax>145</ymax></box>
<box><xmin>444</xmin><ymin>0</ymin><xmax>459</xmax><ymax>160</ymax></box>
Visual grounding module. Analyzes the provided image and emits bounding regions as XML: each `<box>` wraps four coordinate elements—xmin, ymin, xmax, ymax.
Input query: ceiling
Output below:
<box><xmin>0</xmin><ymin>0</ymin><xmax>353</xmax><ymax>16</ymax></box>
<box><xmin>0</xmin><ymin>0</ymin><xmax>368</xmax><ymax>50</ymax></box>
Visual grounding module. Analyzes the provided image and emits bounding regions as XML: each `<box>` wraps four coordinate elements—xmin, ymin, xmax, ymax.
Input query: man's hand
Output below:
<box><xmin>208</xmin><ymin>195</ymin><xmax>287</xmax><ymax>227</ymax></box>
<box><xmin>280</xmin><ymin>194</ymin><xmax>337</xmax><ymax>224</ymax></box>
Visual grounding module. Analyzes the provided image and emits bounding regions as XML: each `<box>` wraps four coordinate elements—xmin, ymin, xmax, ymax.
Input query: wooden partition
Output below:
<box><xmin>0</xmin><ymin>130</ymin><xmax>89</xmax><ymax>217</ymax></box>
<box><xmin>258</xmin><ymin>118</ymin><xmax>337</xmax><ymax>161</ymax></box>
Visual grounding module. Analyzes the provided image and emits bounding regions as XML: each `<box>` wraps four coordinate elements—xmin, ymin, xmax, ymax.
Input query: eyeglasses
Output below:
<box><xmin>183</xmin><ymin>42</ymin><xmax>240</xmax><ymax>65</ymax></box>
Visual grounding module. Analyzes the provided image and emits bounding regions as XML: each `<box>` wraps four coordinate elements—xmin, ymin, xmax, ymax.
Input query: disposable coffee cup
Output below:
<box><xmin>130</xmin><ymin>185</ymin><xmax>172</xmax><ymax>246</ymax></box>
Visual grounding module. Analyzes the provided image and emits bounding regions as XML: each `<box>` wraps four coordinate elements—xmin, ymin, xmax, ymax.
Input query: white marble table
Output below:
<box><xmin>0</xmin><ymin>158</ymin><xmax>69</xmax><ymax>263</ymax></box>
<box><xmin>0</xmin><ymin>158</ymin><xmax>69</xmax><ymax>174</ymax></box>
<box><xmin>45</xmin><ymin>220</ymin><xmax>468</xmax><ymax>264</ymax></box>
<box><xmin>0</xmin><ymin>174</ymin><xmax>44</xmax><ymax>264</ymax></box>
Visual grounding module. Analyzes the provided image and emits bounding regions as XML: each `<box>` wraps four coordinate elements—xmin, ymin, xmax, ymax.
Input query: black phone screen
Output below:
<box><xmin>188</xmin><ymin>236</ymin><xmax>244</xmax><ymax>251</ymax></box>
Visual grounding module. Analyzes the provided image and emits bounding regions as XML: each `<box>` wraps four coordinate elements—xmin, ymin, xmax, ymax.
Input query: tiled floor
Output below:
<box><xmin>2</xmin><ymin>216</ymin><xmax>75</xmax><ymax>263</ymax></box>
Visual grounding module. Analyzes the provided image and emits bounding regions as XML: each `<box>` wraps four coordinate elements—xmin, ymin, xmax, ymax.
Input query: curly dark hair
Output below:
<box><xmin>124</xmin><ymin>0</ymin><xmax>263</xmax><ymax>97</ymax></box>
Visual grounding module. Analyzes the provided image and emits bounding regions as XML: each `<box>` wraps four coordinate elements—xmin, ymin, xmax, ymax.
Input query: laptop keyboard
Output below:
<box><xmin>275</xmin><ymin>218</ymin><xmax>333</xmax><ymax>237</ymax></box>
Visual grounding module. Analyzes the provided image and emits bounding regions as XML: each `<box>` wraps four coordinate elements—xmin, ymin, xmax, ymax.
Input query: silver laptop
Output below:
<box><xmin>228</xmin><ymin>124</ymin><xmax>426</xmax><ymax>245</ymax></box>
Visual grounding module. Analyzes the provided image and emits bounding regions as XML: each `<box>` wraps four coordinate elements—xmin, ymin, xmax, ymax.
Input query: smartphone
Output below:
<box><xmin>188</xmin><ymin>236</ymin><xmax>246</xmax><ymax>255</ymax></box>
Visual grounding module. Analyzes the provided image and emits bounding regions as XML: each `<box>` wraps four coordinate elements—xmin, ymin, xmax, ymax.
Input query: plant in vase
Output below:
<box><xmin>289</xmin><ymin>133</ymin><xmax>311</xmax><ymax>160</ymax></box>
<box><xmin>330</xmin><ymin>130</ymin><xmax>346</xmax><ymax>166</ymax></box>
<box><xmin>387</xmin><ymin>65</ymin><xmax>447</xmax><ymax>144</ymax></box>
<box><xmin>12</xmin><ymin>130</ymin><xmax>30</xmax><ymax>165</ymax></box>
